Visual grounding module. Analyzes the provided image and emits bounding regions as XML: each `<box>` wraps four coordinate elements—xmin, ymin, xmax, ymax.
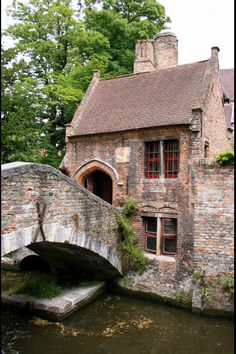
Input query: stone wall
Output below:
<box><xmin>191</xmin><ymin>161</ymin><xmax>234</xmax><ymax>273</ymax></box>
<box><xmin>1</xmin><ymin>163</ymin><xmax>120</xmax><ymax>263</ymax></box>
<box><xmin>116</xmin><ymin>162</ymin><xmax>234</xmax><ymax>317</ymax></box>
<box><xmin>63</xmin><ymin>126</ymin><xmax>193</xmax><ymax>274</ymax></box>
<box><xmin>201</xmin><ymin>78</ymin><xmax>231</xmax><ymax>158</ymax></box>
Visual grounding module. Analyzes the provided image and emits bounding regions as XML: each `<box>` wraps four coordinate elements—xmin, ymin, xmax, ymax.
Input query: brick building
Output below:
<box><xmin>61</xmin><ymin>32</ymin><xmax>232</xmax><ymax>263</ymax></box>
<box><xmin>220</xmin><ymin>68</ymin><xmax>234</xmax><ymax>144</ymax></box>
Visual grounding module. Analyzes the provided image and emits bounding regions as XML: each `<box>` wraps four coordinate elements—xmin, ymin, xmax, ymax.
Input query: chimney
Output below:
<box><xmin>154</xmin><ymin>32</ymin><xmax>178</xmax><ymax>70</ymax></box>
<box><xmin>210</xmin><ymin>46</ymin><xmax>220</xmax><ymax>71</ymax></box>
<box><xmin>134</xmin><ymin>40</ymin><xmax>155</xmax><ymax>73</ymax></box>
<box><xmin>211</xmin><ymin>46</ymin><xmax>220</xmax><ymax>58</ymax></box>
<box><xmin>92</xmin><ymin>69</ymin><xmax>101</xmax><ymax>78</ymax></box>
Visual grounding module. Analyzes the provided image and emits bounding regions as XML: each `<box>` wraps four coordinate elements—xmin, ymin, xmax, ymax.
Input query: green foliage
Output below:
<box><xmin>176</xmin><ymin>290</ymin><xmax>185</xmax><ymax>304</ymax></box>
<box><xmin>220</xmin><ymin>275</ymin><xmax>234</xmax><ymax>291</ymax></box>
<box><xmin>121</xmin><ymin>198</ymin><xmax>139</xmax><ymax>218</ymax></box>
<box><xmin>13</xmin><ymin>274</ymin><xmax>61</xmax><ymax>298</ymax></box>
<box><xmin>215</xmin><ymin>150</ymin><xmax>234</xmax><ymax>165</ymax></box>
<box><xmin>186</xmin><ymin>267</ymin><xmax>194</xmax><ymax>275</ymax></box>
<box><xmin>2</xmin><ymin>0</ymin><xmax>170</xmax><ymax>166</ymax></box>
<box><xmin>1</xmin><ymin>264</ymin><xmax>20</xmax><ymax>272</ymax></box>
<box><xmin>117</xmin><ymin>199</ymin><xmax>147</xmax><ymax>274</ymax></box>
<box><xmin>1</xmin><ymin>0</ymin><xmax>110</xmax><ymax>166</ymax></box>
<box><xmin>84</xmin><ymin>0</ymin><xmax>170</xmax><ymax>76</ymax></box>
<box><xmin>202</xmin><ymin>287</ymin><xmax>211</xmax><ymax>302</ymax></box>
<box><xmin>192</xmin><ymin>270</ymin><xmax>204</xmax><ymax>283</ymax></box>
<box><xmin>79</xmin><ymin>281</ymin><xmax>90</xmax><ymax>287</ymax></box>
<box><xmin>3</xmin><ymin>252</ymin><xmax>13</xmax><ymax>259</ymax></box>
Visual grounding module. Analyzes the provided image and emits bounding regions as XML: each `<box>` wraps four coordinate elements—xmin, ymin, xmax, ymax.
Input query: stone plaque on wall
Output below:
<box><xmin>115</xmin><ymin>147</ymin><xmax>130</xmax><ymax>163</ymax></box>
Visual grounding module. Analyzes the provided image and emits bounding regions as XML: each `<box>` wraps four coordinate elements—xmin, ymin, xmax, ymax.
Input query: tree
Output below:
<box><xmin>2</xmin><ymin>0</ymin><xmax>110</xmax><ymax>166</ymax></box>
<box><xmin>2</xmin><ymin>0</ymin><xmax>170</xmax><ymax>166</ymax></box>
<box><xmin>83</xmin><ymin>0</ymin><xmax>170</xmax><ymax>75</ymax></box>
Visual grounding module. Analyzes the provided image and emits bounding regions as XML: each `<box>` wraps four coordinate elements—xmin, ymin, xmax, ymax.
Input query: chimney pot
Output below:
<box><xmin>154</xmin><ymin>32</ymin><xmax>178</xmax><ymax>70</ymax></box>
<box><xmin>133</xmin><ymin>40</ymin><xmax>155</xmax><ymax>73</ymax></box>
<box><xmin>211</xmin><ymin>46</ymin><xmax>220</xmax><ymax>58</ymax></box>
<box><xmin>92</xmin><ymin>70</ymin><xmax>100</xmax><ymax>78</ymax></box>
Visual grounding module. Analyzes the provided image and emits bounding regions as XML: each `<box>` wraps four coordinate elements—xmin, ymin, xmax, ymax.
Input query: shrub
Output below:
<box><xmin>13</xmin><ymin>275</ymin><xmax>61</xmax><ymax>298</ymax></box>
<box><xmin>121</xmin><ymin>198</ymin><xmax>139</xmax><ymax>219</ymax></box>
<box><xmin>215</xmin><ymin>150</ymin><xmax>234</xmax><ymax>165</ymax></box>
<box><xmin>202</xmin><ymin>287</ymin><xmax>211</xmax><ymax>301</ymax></box>
<box><xmin>192</xmin><ymin>270</ymin><xmax>204</xmax><ymax>283</ymax></box>
<box><xmin>116</xmin><ymin>199</ymin><xmax>147</xmax><ymax>274</ymax></box>
<box><xmin>176</xmin><ymin>290</ymin><xmax>185</xmax><ymax>304</ymax></box>
<box><xmin>220</xmin><ymin>275</ymin><xmax>234</xmax><ymax>291</ymax></box>
<box><xmin>4</xmin><ymin>252</ymin><xmax>13</xmax><ymax>258</ymax></box>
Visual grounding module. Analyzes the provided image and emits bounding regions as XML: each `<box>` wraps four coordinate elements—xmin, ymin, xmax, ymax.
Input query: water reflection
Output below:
<box><xmin>1</xmin><ymin>293</ymin><xmax>234</xmax><ymax>354</ymax></box>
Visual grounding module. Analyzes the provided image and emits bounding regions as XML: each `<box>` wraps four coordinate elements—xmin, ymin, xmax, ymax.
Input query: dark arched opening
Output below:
<box><xmin>20</xmin><ymin>255</ymin><xmax>51</xmax><ymax>273</ymax></box>
<box><xmin>84</xmin><ymin>170</ymin><xmax>112</xmax><ymax>204</ymax></box>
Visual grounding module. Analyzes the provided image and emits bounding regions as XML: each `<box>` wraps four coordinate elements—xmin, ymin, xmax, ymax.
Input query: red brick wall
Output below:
<box><xmin>1</xmin><ymin>164</ymin><xmax>119</xmax><ymax>255</ymax></box>
<box><xmin>201</xmin><ymin>78</ymin><xmax>231</xmax><ymax>157</ymax></box>
<box><xmin>191</xmin><ymin>162</ymin><xmax>234</xmax><ymax>274</ymax></box>
<box><xmin>63</xmin><ymin>125</ymin><xmax>193</xmax><ymax>273</ymax></box>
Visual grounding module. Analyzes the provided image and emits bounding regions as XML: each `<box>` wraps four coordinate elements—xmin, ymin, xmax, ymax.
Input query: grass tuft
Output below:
<box><xmin>13</xmin><ymin>274</ymin><xmax>61</xmax><ymax>298</ymax></box>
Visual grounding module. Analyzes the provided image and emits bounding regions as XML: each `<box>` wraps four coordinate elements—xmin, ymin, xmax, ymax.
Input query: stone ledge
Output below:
<box><xmin>1</xmin><ymin>282</ymin><xmax>106</xmax><ymax>321</ymax></box>
<box><xmin>144</xmin><ymin>252</ymin><xmax>176</xmax><ymax>263</ymax></box>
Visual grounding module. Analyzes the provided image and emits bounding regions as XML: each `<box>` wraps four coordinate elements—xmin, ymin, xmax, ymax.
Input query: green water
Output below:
<box><xmin>1</xmin><ymin>271</ymin><xmax>234</xmax><ymax>354</ymax></box>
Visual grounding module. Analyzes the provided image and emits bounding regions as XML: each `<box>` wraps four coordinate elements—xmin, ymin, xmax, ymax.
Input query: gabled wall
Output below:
<box><xmin>190</xmin><ymin>49</ymin><xmax>231</xmax><ymax>161</ymax></box>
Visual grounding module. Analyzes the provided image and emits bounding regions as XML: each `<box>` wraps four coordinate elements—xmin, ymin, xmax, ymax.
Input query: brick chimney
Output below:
<box><xmin>134</xmin><ymin>39</ymin><xmax>155</xmax><ymax>73</ymax></box>
<box><xmin>210</xmin><ymin>46</ymin><xmax>220</xmax><ymax>71</ymax></box>
<box><xmin>153</xmin><ymin>32</ymin><xmax>178</xmax><ymax>70</ymax></box>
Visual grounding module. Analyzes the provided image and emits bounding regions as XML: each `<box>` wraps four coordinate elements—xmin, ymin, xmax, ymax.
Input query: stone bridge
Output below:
<box><xmin>1</xmin><ymin>162</ymin><xmax>123</xmax><ymax>280</ymax></box>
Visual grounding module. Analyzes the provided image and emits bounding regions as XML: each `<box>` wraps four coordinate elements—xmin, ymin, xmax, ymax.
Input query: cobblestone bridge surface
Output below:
<box><xmin>1</xmin><ymin>162</ymin><xmax>123</xmax><ymax>279</ymax></box>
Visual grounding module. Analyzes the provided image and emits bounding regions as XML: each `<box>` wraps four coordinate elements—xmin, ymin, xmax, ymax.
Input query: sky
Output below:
<box><xmin>1</xmin><ymin>0</ymin><xmax>234</xmax><ymax>69</ymax></box>
<box><xmin>160</xmin><ymin>0</ymin><xmax>234</xmax><ymax>69</ymax></box>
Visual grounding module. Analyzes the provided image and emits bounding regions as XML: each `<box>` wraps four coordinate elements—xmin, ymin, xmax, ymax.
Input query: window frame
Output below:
<box><xmin>144</xmin><ymin>138</ymin><xmax>179</xmax><ymax>179</ymax></box>
<box><xmin>161</xmin><ymin>218</ymin><xmax>177</xmax><ymax>255</ymax></box>
<box><xmin>144</xmin><ymin>217</ymin><xmax>157</xmax><ymax>253</ymax></box>
<box><xmin>143</xmin><ymin>216</ymin><xmax>177</xmax><ymax>256</ymax></box>
<box><xmin>145</xmin><ymin>141</ymin><xmax>160</xmax><ymax>179</ymax></box>
<box><xmin>164</xmin><ymin>140</ymin><xmax>180</xmax><ymax>179</ymax></box>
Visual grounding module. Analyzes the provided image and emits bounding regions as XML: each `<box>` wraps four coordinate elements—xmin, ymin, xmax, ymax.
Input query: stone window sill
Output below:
<box><xmin>144</xmin><ymin>252</ymin><xmax>176</xmax><ymax>263</ymax></box>
<box><xmin>143</xmin><ymin>178</ymin><xmax>179</xmax><ymax>183</ymax></box>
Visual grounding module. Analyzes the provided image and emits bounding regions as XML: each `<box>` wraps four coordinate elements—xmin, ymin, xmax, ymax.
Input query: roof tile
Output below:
<box><xmin>220</xmin><ymin>69</ymin><xmax>234</xmax><ymax>100</ymax></box>
<box><xmin>73</xmin><ymin>60</ymin><xmax>210</xmax><ymax>136</ymax></box>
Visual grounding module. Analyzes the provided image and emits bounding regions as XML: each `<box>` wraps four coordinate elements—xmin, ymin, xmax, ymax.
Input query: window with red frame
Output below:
<box><xmin>164</xmin><ymin>140</ymin><xmax>179</xmax><ymax>178</ymax></box>
<box><xmin>161</xmin><ymin>218</ymin><xmax>177</xmax><ymax>255</ymax></box>
<box><xmin>145</xmin><ymin>142</ymin><xmax>160</xmax><ymax>179</ymax></box>
<box><xmin>144</xmin><ymin>217</ymin><xmax>157</xmax><ymax>253</ymax></box>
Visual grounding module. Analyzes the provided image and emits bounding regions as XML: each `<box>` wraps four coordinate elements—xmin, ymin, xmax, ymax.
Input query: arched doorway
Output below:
<box><xmin>84</xmin><ymin>170</ymin><xmax>113</xmax><ymax>204</ymax></box>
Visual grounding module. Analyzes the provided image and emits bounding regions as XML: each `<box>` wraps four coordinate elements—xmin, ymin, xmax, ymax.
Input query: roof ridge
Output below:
<box><xmin>100</xmin><ymin>60</ymin><xmax>210</xmax><ymax>82</ymax></box>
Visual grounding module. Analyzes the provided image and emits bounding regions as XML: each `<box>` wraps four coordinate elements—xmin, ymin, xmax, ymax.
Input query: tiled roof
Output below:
<box><xmin>73</xmin><ymin>60</ymin><xmax>209</xmax><ymax>136</ymax></box>
<box><xmin>220</xmin><ymin>69</ymin><xmax>234</xmax><ymax>100</ymax></box>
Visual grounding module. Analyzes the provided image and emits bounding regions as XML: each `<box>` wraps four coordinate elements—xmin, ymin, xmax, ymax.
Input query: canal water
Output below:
<box><xmin>1</xmin><ymin>270</ymin><xmax>234</xmax><ymax>354</ymax></box>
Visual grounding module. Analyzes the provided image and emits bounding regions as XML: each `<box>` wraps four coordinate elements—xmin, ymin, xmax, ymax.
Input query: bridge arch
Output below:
<box><xmin>20</xmin><ymin>255</ymin><xmax>51</xmax><ymax>273</ymax></box>
<box><xmin>74</xmin><ymin>159</ymin><xmax>119</xmax><ymax>205</ymax></box>
<box><xmin>1</xmin><ymin>162</ymin><xmax>123</xmax><ymax>279</ymax></box>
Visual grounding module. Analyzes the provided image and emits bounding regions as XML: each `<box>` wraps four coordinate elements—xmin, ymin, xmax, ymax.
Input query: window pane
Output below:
<box><xmin>164</xmin><ymin>140</ymin><xmax>179</xmax><ymax>178</ymax></box>
<box><xmin>145</xmin><ymin>142</ymin><xmax>160</xmax><ymax>179</ymax></box>
<box><xmin>161</xmin><ymin>218</ymin><xmax>177</xmax><ymax>255</ymax></box>
<box><xmin>144</xmin><ymin>218</ymin><xmax>157</xmax><ymax>253</ymax></box>
<box><xmin>163</xmin><ymin>219</ymin><xmax>177</xmax><ymax>234</ymax></box>
<box><xmin>147</xmin><ymin>236</ymin><xmax>156</xmax><ymax>251</ymax></box>
<box><xmin>146</xmin><ymin>218</ymin><xmax>157</xmax><ymax>233</ymax></box>
<box><xmin>163</xmin><ymin>238</ymin><xmax>177</xmax><ymax>254</ymax></box>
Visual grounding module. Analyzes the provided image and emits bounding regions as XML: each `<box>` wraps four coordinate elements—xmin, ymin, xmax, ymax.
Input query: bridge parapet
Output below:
<box><xmin>1</xmin><ymin>162</ymin><xmax>122</xmax><ymax>277</ymax></box>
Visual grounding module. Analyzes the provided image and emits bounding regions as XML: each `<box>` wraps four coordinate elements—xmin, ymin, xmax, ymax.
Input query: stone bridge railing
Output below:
<box><xmin>1</xmin><ymin>162</ymin><xmax>122</xmax><ymax>276</ymax></box>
